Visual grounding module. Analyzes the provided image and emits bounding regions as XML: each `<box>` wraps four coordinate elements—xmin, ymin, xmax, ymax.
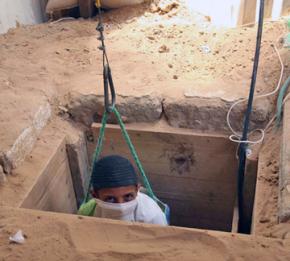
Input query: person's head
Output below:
<box><xmin>91</xmin><ymin>155</ymin><xmax>140</xmax><ymax>204</ymax></box>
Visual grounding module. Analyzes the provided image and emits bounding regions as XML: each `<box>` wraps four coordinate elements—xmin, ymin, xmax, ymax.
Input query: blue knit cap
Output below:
<box><xmin>91</xmin><ymin>155</ymin><xmax>138</xmax><ymax>190</ymax></box>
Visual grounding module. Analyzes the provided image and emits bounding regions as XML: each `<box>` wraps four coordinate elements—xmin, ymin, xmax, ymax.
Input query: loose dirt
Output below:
<box><xmin>1</xmin><ymin>206</ymin><xmax>290</xmax><ymax>261</ymax></box>
<box><xmin>0</xmin><ymin>0</ymin><xmax>290</xmax><ymax>259</ymax></box>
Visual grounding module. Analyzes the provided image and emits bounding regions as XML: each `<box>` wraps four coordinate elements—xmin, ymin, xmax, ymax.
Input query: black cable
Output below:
<box><xmin>237</xmin><ymin>0</ymin><xmax>265</xmax><ymax>233</ymax></box>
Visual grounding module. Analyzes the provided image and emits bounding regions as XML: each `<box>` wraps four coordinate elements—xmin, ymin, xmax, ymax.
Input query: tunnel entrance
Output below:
<box><xmin>19</xmin><ymin>122</ymin><xmax>258</xmax><ymax>233</ymax></box>
<box><xmin>87</xmin><ymin>123</ymin><xmax>258</xmax><ymax>233</ymax></box>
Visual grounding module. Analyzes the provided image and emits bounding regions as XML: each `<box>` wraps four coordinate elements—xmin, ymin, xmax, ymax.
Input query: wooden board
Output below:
<box><xmin>92</xmin><ymin>123</ymin><xmax>238</xmax><ymax>231</ymax></box>
<box><xmin>239</xmin><ymin>0</ymin><xmax>258</xmax><ymax>25</ymax></box>
<box><xmin>66</xmin><ymin>132</ymin><xmax>90</xmax><ymax>208</ymax></box>
<box><xmin>282</xmin><ymin>0</ymin><xmax>290</xmax><ymax>15</ymax></box>
<box><xmin>265</xmin><ymin>0</ymin><xmax>275</xmax><ymax>18</ymax></box>
<box><xmin>21</xmin><ymin>137</ymin><xmax>77</xmax><ymax>214</ymax></box>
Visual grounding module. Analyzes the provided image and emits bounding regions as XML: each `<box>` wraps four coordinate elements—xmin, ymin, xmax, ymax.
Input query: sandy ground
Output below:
<box><xmin>0</xmin><ymin>116</ymin><xmax>81</xmax><ymax>208</ymax></box>
<box><xmin>253</xmin><ymin>128</ymin><xmax>281</xmax><ymax>236</ymax></box>
<box><xmin>0</xmin><ymin>0</ymin><xmax>289</xmax><ymax>151</ymax></box>
<box><xmin>1</xmin><ymin>0</ymin><xmax>290</xmax><ymax>259</ymax></box>
<box><xmin>1</xmin><ymin>206</ymin><xmax>290</xmax><ymax>261</ymax></box>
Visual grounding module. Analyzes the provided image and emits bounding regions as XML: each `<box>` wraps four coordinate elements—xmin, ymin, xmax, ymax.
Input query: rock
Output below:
<box><xmin>58</xmin><ymin>105</ymin><xmax>69</xmax><ymax>114</ymax></box>
<box><xmin>0</xmin><ymin>152</ymin><xmax>11</xmax><ymax>174</ymax></box>
<box><xmin>144</xmin><ymin>12</ymin><xmax>150</xmax><ymax>17</ymax></box>
<box><xmin>173</xmin><ymin>75</ymin><xmax>178</xmax><ymax>79</ymax></box>
<box><xmin>67</xmin><ymin>93</ymin><xmax>163</xmax><ymax>126</ymax></box>
<box><xmin>266</xmin><ymin>160</ymin><xmax>273</xmax><ymax>167</ymax></box>
<box><xmin>147</xmin><ymin>36</ymin><xmax>155</xmax><ymax>41</ymax></box>
<box><xmin>163</xmin><ymin>95</ymin><xmax>272</xmax><ymax>132</ymax></box>
<box><xmin>259</xmin><ymin>217</ymin><xmax>270</xmax><ymax>223</ymax></box>
<box><xmin>271</xmin><ymin>164</ymin><xmax>279</xmax><ymax>174</ymax></box>
<box><xmin>0</xmin><ymin>102</ymin><xmax>51</xmax><ymax>174</ymax></box>
<box><xmin>116</xmin><ymin>95</ymin><xmax>162</xmax><ymax>123</ymax></box>
<box><xmin>168</xmin><ymin>64</ymin><xmax>173</xmax><ymax>68</ymax></box>
<box><xmin>283</xmin><ymin>232</ymin><xmax>290</xmax><ymax>239</ymax></box>
<box><xmin>0</xmin><ymin>165</ymin><xmax>6</xmax><ymax>184</ymax></box>
<box><xmin>163</xmin><ymin>96</ymin><xmax>231</xmax><ymax>131</ymax></box>
<box><xmin>153</xmin><ymin>29</ymin><xmax>162</xmax><ymax>35</ymax></box>
<box><xmin>149</xmin><ymin>2</ymin><xmax>158</xmax><ymax>13</ymax></box>
<box><xmin>67</xmin><ymin>94</ymin><xmax>103</xmax><ymax>126</ymax></box>
<box><xmin>251</xmin><ymin>98</ymin><xmax>272</xmax><ymax>124</ymax></box>
<box><xmin>158</xmin><ymin>0</ymin><xmax>179</xmax><ymax>14</ymax></box>
<box><xmin>158</xmin><ymin>44</ymin><xmax>170</xmax><ymax>53</ymax></box>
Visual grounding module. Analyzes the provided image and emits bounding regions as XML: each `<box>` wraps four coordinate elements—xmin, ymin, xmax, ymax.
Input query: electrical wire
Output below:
<box><xmin>236</xmin><ymin>0</ymin><xmax>265</xmax><ymax>234</ymax></box>
<box><xmin>227</xmin><ymin>44</ymin><xmax>284</xmax><ymax>145</ymax></box>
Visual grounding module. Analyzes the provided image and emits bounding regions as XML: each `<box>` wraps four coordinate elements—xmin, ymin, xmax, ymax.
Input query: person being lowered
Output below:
<box><xmin>78</xmin><ymin>155</ymin><xmax>168</xmax><ymax>225</ymax></box>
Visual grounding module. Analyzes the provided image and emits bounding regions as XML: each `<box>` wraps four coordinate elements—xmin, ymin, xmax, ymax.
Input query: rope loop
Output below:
<box><xmin>103</xmin><ymin>65</ymin><xmax>116</xmax><ymax>113</ymax></box>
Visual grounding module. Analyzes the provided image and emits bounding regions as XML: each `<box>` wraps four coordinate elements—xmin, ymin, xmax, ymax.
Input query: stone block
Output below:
<box><xmin>163</xmin><ymin>95</ymin><xmax>272</xmax><ymax>133</ymax></box>
<box><xmin>0</xmin><ymin>102</ymin><xmax>51</xmax><ymax>174</ymax></box>
<box><xmin>67</xmin><ymin>92</ymin><xmax>163</xmax><ymax>126</ymax></box>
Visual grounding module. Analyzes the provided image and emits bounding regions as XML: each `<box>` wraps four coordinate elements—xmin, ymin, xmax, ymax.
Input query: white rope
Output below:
<box><xmin>227</xmin><ymin>44</ymin><xmax>284</xmax><ymax>145</ymax></box>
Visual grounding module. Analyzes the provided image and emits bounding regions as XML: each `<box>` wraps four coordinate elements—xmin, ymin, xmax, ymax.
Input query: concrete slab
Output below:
<box><xmin>0</xmin><ymin>101</ymin><xmax>51</xmax><ymax>174</ymax></box>
<box><xmin>67</xmin><ymin>78</ymin><xmax>272</xmax><ymax>133</ymax></box>
<box><xmin>163</xmin><ymin>88</ymin><xmax>271</xmax><ymax>132</ymax></box>
<box><xmin>67</xmin><ymin>91</ymin><xmax>163</xmax><ymax>127</ymax></box>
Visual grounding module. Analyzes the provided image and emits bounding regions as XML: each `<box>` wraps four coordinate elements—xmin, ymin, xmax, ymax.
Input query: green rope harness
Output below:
<box><xmin>81</xmin><ymin>107</ymin><xmax>169</xmax><ymax>222</ymax></box>
<box><xmin>84</xmin><ymin>106</ymin><xmax>157</xmax><ymax>204</ymax></box>
<box><xmin>113</xmin><ymin>108</ymin><xmax>155</xmax><ymax>199</ymax></box>
<box><xmin>84</xmin><ymin>111</ymin><xmax>108</xmax><ymax>203</ymax></box>
<box><xmin>80</xmin><ymin>1</ymin><xmax>170</xmax><ymax>222</ymax></box>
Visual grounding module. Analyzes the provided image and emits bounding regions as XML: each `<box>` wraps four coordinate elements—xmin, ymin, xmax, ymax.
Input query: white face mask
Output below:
<box><xmin>95</xmin><ymin>197</ymin><xmax>138</xmax><ymax>221</ymax></box>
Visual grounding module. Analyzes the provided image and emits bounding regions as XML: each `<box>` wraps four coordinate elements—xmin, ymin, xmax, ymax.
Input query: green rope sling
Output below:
<box><xmin>79</xmin><ymin>106</ymin><xmax>170</xmax><ymax>222</ymax></box>
<box><xmin>78</xmin><ymin>0</ymin><xmax>169</xmax><ymax>223</ymax></box>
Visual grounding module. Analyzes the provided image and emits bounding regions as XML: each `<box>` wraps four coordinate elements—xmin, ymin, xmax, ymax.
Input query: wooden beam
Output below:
<box><xmin>265</xmin><ymin>0</ymin><xmax>274</xmax><ymax>18</ymax></box>
<box><xmin>281</xmin><ymin>0</ymin><xmax>290</xmax><ymax>15</ymax></box>
<box><xmin>239</xmin><ymin>0</ymin><xmax>258</xmax><ymax>25</ymax></box>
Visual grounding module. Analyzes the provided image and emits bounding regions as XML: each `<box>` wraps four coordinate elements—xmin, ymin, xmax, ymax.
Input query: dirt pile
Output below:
<box><xmin>0</xmin><ymin>0</ymin><xmax>290</xmax><ymax>259</ymax></box>
<box><xmin>1</xmin><ymin>207</ymin><xmax>290</xmax><ymax>261</ymax></box>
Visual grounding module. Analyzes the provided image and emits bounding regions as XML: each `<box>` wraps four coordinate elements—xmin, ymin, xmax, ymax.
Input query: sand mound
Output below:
<box><xmin>1</xmin><ymin>207</ymin><xmax>290</xmax><ymax>260</ymax></box>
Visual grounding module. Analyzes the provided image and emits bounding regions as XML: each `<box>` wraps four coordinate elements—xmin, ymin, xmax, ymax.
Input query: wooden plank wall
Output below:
<box><xmin>21</xmin><ymin>137</ymin><xmax>77</xmax><ymax>214</ymax></box>
<box><xmin>91</xmin><ymin>124</ymin><xmax>238</xmax><ymax>231</ymax></box>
